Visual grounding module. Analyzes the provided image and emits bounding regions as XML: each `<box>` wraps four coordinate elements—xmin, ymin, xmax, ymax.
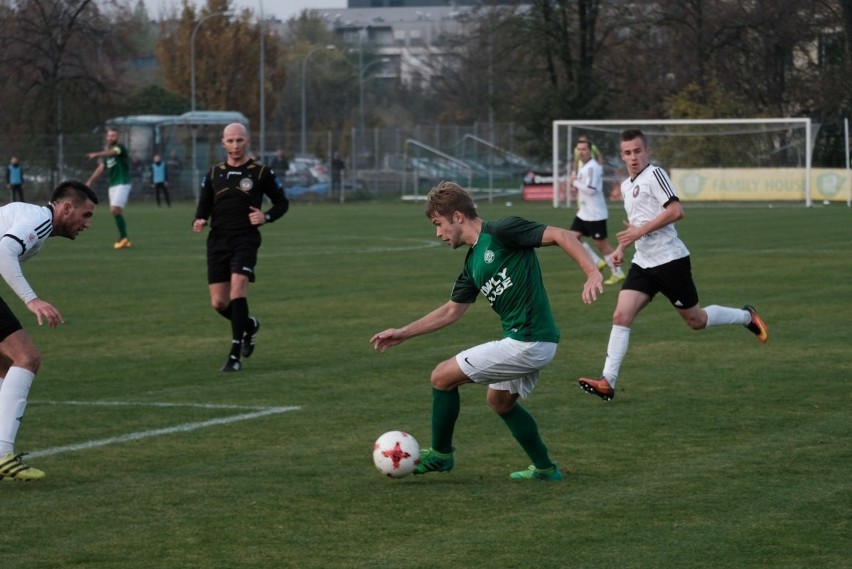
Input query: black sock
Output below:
<box><xmin>229</xmin><ymin>297</ymin><xmax>249</xmax><ymax>357</ymax></box>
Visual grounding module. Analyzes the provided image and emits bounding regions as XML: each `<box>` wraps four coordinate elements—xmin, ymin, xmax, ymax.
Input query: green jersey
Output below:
<box><xmin>106</xmin><ymin>143</ymin><xmax>131</xmax><ymax>186</ymax></box>
<box><xmin>450</xmin><ymin>216</ymin><xmax>560</xmax><ymax>343</ymax></box>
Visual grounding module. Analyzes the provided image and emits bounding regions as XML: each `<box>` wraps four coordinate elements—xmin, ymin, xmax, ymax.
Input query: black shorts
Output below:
<box><xmin>622</xmin><ymin>256</ymin><xmax>699</xmax><ymax>309</ymax></box>
<box><xmin>206</xmin><ymin>230</ymin><xmax>261</xmax><ymax>284</ymax></box>
<box><xmin>570</xmin><ymin>217</ymin><xmax>609</xmax><ymax>240</ymax></box>
<box><xmin>0</xmin><ymin>297</ymin><xmax>23</xmax><ymax>342</ymax></box>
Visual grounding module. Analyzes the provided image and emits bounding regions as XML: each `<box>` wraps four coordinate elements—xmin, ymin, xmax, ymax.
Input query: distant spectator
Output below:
<box><xmin>150</xmin><ymin>154</ymin><xmax>171</xmax><ymax>207</ymax></box>
<box><xmin>331</xmin><ymin>152</ymin><xmax>345</xmax><ymax>194</ymax></box>
<box><xmin>270</xmin><ymin>148</ymin><xmax>289</xmax><ymax>183</ymax></box>
<box><xmin>5</xmin><ymin>156</ymin><xmax>24</xmax><ymax>202</ymax></box>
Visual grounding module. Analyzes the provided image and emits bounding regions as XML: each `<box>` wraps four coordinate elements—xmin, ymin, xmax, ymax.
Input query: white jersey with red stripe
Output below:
<box><xmin>620</xmin><ymin>164</ymin><xmax>689</xmax><ymax>269</ymax></box>
<box><xmin>0</xmin><ymin>202</ymin><xmax>53</xmax><ymax>303</ymax></box>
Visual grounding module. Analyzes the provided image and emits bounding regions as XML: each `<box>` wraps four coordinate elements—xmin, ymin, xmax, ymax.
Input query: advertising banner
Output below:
<box><xmin>670</xmin><ymin>168</ymin><xmax>850</xmax><ymax>202</ymax></box>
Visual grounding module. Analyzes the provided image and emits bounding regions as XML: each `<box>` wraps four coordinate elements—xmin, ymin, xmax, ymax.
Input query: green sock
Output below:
<box><xmin>114</xmin><ymin>214</ymin><xmax>127</xmax><ymax>239</ymax></box>
<box><xmin>431</xmin><ymin>387</ymin><xmax>459</xmax><ymax>454</ymax></box>
<box><xmin>499</xmin><ymin>404</ymin><xmax>554</xmax><ymax>469</ymax></box>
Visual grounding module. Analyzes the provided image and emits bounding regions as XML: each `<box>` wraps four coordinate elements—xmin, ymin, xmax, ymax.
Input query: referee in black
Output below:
<box><xmin>192</xmin><ymin>123</ymin><xmax>289</xmax><ymax>372</ymax></box>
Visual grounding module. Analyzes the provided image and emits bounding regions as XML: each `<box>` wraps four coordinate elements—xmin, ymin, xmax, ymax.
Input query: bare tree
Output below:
<box><xmin>0</xmin><ymin>0</ymin><xmax>137</xmax><ymax>136</ymax></box>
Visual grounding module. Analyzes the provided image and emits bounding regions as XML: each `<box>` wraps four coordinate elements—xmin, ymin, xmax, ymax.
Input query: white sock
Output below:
<box><xmin>602</xmin><ymin>325</ymin><xmax>631</xmax><ymax>388</ymax></box>
<box><xmin>0</xmin><ymin>367</ymin><xmax>35</xmax><ymax>454</ymax></box>
<box><xmin>581</xmin><ymin>242</ymin><xmax>602</xmax><ymax>266</ymax></box>
<box><xmin>704</xmin><ymin>305</ymin><xmax>750</xmax><ymax>328</ymax></box>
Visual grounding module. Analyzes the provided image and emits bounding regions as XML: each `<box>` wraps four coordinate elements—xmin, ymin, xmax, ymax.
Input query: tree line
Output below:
<box><xmin>0</xmin><ymin>0</ymin><xmax>850</xmax><ymax>168</ymax></box>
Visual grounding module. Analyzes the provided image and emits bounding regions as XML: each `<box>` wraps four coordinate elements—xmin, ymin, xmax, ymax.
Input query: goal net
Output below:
<box><xmin>552</xmin><ymin>119</ymin><xmax>815</xmax><ymax>207</ymax></box>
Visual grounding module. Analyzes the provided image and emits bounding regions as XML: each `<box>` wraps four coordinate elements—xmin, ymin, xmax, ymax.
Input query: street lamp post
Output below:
<box><xmin>357</xmin><ymin>57</ymin><xmax>390</xmax><ymax>179</ymax></box>
<box><xmin>258</xmin><ymin>0</ymin><xmax>266</xmax><ymax>161</ymax></box>
<box><xmin>190</xmin><ymin>10</ymin><xmax>231</xmax><ymax>196</ymax></box>
<box><xmin>300</xmin><ymin>45</ymin><xmax>335</xmax><ymax>156</ymax></box>
<box><xmin>358</xmin><ymin>57</ymin><xmax>391</xmax><ymax>141</ymax></box>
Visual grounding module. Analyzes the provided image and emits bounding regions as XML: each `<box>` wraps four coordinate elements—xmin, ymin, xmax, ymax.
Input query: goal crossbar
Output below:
<box><xmin>552</xmin><ymin>118</ymin><xmax>814</xmax><ymax>207</ymax></box>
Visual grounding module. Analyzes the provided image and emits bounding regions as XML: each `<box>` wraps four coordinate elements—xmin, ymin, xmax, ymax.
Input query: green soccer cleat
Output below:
<box><xmin>413</xmin><ymin>447</ymin><xmax>454</xmax><ymax>475</ymax></box>
<box><xmin>0</xmin><ymin>452</ymin><xmax>45</xmax><ymax>481</ymax></box>
<box><xmin>510</xmin><ymin>464</ymin><xmax>564</xmax><ymax>481</ymax></box>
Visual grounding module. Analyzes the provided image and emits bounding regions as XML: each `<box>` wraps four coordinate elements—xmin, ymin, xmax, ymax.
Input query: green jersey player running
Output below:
<box><xmin>371</xmin><ymin>181</ymin><xmax>603</xmax><ymax>480</ymax></box>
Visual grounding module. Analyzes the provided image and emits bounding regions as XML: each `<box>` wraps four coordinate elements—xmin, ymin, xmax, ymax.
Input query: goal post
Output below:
<box><xmin>552</xmin><ymin>119</ymin><xmax>815</xmax><ymax>207</ymax></box>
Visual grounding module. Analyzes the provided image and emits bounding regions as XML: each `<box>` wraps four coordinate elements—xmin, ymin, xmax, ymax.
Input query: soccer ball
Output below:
<box><xmin>372</xmin><ymin>431</ymin><xmax>420</xmax><ymax>478</ymax></box>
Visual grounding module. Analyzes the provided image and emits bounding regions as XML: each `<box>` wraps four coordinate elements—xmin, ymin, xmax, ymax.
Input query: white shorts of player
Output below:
<box><xmin>108</xmin><ymin>184</ymin><xmax>132</xmax><ymax>209</ymax></box>
<box><xmin>455</xmin><ymin>338</ymin><xmax>557</xmax><ymax>399</ymax></box>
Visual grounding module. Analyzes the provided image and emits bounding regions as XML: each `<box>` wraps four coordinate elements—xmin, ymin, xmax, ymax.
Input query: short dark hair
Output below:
<box><xmin>620</xmin><ymin>129</ymin><xmax>647</xmax><ymax>145</ymax></box>
<box><xmin>51</xmin><ymin>180</ymin><xmax>99</xmax><ymax>205</ymax></box>
<box><xmin>425</xmin><ymin>181</ymin><xmax>477</xmax><ymax>220</ymax></box>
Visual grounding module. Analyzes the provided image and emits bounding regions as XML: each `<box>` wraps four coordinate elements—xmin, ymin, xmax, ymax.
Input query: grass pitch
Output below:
<box><xmin>0</xmin><ymin>198</ymin><xmax>849</xmax><ymax>568</ymax></box>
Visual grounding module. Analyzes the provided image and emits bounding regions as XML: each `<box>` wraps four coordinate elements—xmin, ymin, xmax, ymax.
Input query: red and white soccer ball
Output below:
<box><xmin>372</xmin><ymin>431</ymin><xmax>420</xmax><ymax>478</ymax></box>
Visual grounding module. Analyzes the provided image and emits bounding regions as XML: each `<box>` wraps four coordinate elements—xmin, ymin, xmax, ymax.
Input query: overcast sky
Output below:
<box><xmin>149</xmin><ymin>0</ymin><xmax>348</xmax><ymax>21</ymax></box>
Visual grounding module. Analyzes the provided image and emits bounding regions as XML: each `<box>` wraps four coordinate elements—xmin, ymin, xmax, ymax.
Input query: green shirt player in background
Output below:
<box><xmin>86</xmin><ymin>127</ymin><xmax>133</xmax><ymax>249</ymax></box>
<box><xmin>371</xmin><ymin>181</ymin><xmax>603</xmax><ymax>480</ymax></box>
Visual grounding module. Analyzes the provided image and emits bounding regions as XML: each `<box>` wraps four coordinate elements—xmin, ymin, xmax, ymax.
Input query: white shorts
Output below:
<box><xmin>108</xmin><ymin>184</ymin><xmax>132</xmax><ymax>208</ymax></box>
<box><xmin>455</xmin><ymin>338</ymin><xmax>557</xmax><ymax>399</ymax></box>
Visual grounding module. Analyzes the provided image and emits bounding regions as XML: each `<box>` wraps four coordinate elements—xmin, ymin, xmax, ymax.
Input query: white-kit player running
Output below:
<box><xmin>0</xmin><ymin>181</ymin><xmax>98</xmax><ymax>480</ymax></box>
<box><xmin>578</xmin><ymin>129</ymin><xmax>768</xmax><ymax>402</ymax></box>
<box><xmin>569</xmin><ymin>138</ymin><xmax>625</xmax><ymax>285</ymax></box>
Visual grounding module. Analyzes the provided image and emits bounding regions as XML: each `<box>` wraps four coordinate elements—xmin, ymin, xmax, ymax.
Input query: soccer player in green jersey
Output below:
<box><xmin>86</xmin><ymin>127</ymin><xmax>133</xmax><ymax>249</ymax></box>
<box><xmin>371</xmin><ymin>181</ymin><xmax>603</xmax><ymax>480</ymax></box>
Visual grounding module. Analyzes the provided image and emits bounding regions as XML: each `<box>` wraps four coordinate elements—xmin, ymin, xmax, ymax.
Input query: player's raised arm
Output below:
<box><xmin>371</xmin><ymin>300</ymin><xmax>470</xmax><ymax>352</ymax></box>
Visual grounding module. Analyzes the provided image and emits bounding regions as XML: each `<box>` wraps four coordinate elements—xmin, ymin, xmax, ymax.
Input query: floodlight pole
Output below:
<box><xmin>300</xmin><ymin>45</ymin><xmax>336</xmax><ymax>156</ymax></box>
<box><xmin>259</xmin><ymin>0</ymin><xmax>266</xmax><ymax>160</ymax></box>
<box><xmin>191</xmin><ymin>10</ymin><xmax>231</xmax><ymax>198</ymax></box>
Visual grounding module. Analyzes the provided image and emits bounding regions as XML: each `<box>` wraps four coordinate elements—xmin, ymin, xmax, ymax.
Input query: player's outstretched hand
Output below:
<box><xmin>582</xmin><ymin>272</ymin><xmax>604</xmax><ymax>305</ymax></box>
<box><xmin>370</xmin><ymin>329</ymin><xmax>404</xmax><ymax>352</ymax></box>
<box><xmin>26</xmin><ymin>298</ymin><xmax>63</xmax><ymax>328</ymax></box>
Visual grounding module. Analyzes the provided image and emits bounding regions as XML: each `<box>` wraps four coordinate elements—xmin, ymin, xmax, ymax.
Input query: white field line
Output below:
<box><xmin>27</xmin><ymin>400</ymin><xmax>301</xmax><ymax>459</ymax></box>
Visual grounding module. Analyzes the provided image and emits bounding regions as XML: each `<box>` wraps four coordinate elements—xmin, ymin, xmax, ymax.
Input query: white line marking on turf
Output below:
<box><xmin>34</xmin><ymin>400</ymin><xmax>277</xmax><ymax>411</ymax></box>
<box><xmin>27</xmin><ymin>401</ymin><xmax>300</xmax><ymax>459</ymax></box>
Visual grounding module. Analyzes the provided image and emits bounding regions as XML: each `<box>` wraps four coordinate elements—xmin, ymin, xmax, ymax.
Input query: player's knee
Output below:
<box><xmin>15</xmin><ymin>347</ymin><xmax>41</xmax><ymax>372</ymax></box>
<box><xmin>488</xmin><ymin>398</ymin><xmax>514</xmax><ymax>415</ymax></box>
<box><xmin>612</xmin><ymin>310</ymin><xmax>632</xmax><ymax>327</ymax></box>
<box><xmin>211</xmin><ymin>298</ymin><xmax>229</xmax><ymax>312</ymax></box>
<box><xmin>487</xmin><ymin>390</ymin><xmax>516</xmax><ymax>414</ymax></box>
<box><xmin>429</xmin><ymin>368</ymin><xmax>450</xmax><ymax>390</ymax></box>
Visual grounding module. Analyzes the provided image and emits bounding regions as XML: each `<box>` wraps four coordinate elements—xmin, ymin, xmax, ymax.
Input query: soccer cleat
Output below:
<box><xmin>413</xmin><ymin>447</ymin><xmax>454</xmax><ymax>475</ymax></box>
<box><xmin>241</xmin><ymin>317</ymin><xmax>260</xmax><ymax>358</ymax></box>
<box><xmin>0</xmin><ymin>452</ymin><xmax>45</xmax><ymax>481</ymax></box>
<box><xmin>597</xmin><ymin>258</ymin><xmax>608</xmax><ymax>270</ymax></box>
<box><xmin>743</xmin><ymin>305</ymin><xmax>768</xmax><ymax>343</ymax></box>
<box><xmin>510</xmin><ymin>464</ymin><xmax>564</xmax><ymax>481</ymax></box>
<box><xmin>604</xmin><ymin>273</ymin><xmax>625</xmax><ymax>285</ymax></box>
<box><xmin>113</xmin><ymin>237</ymin><xmax>132</xmax><ymax>249</ymax></box>
<box><xmin>221</xmin><ymin>355</ymin><xmax>241</xmax><ymax>372</ymax></box>
<box><xmin>578</xmin><ymin>376</ymin><xmax>615</xmax><ymax>401</ymax></box>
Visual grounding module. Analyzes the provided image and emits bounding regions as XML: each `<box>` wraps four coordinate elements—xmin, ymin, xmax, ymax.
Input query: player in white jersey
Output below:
<box><xmin>577</xmin><ymin>129</ymin><xmax>768</xmax><ymax>401</ymax></box>
<box><xmin>569</xmin><ymin>139</ymin><xmax>625</xmax><ymax>285</ymax></box>
<box><xmin>0</xmin><ymin>181</ymin><xmax>98</xmax><ymax>480</ymax></box>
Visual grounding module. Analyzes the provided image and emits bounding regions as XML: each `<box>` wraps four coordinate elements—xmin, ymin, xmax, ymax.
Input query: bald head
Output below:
<box><xmin>221</xmin><ymin>122</ymin><xmax>250</xmax><ymax>166</ymax></box>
